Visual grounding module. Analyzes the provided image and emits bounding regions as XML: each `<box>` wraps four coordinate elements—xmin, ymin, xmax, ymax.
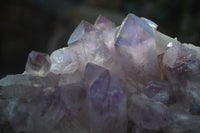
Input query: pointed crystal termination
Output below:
<box><xmin>94</xmin><ymin>15</ymin><xmax>115</xmax><ymax>30</ymax></box>
<box><xmin>115</xmin><ymin>13</ymin><xmax>159</xmax><ymax>85</ymax></box>
<box><xmin>68</xmin><ymin>20</ymin><xmax>95</xmax><ymax>46</ymax></box>
<box><xmin>50</xmin><ymin>47</ymin><xmax>79</xmax><ymax>74</ymax></box>
<box><xmin>25</xmin><ymin>51</ymin><xmax>51</xmax><ymax>77</ymax></box>
<box><xmin>154</xmin><ymin>30</ymin><xmax>180</xmax><ymax>55</ymax></box>
<box><xmin>116</xmin><ymin>13</ymin><xmax>154</xmax><ymax>47</ymax></box>
<box><xmin>83</xmin><ymin>63</ymin><xmax>108</xmax><ymax>88</ymax></box>
<box><xmin>85</xmin><ymin>63</ymin><xmax>127</xmax><ymax>133</ymax></box>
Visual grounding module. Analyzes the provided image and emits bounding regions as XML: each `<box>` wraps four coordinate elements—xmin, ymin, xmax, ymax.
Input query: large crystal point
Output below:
<box><xmin>115</xmin><ymin>13</ymin><xmax>159</xmax><ymax>86</ymax></box>
<box><xmin>68</xmin><ymin>20</ymin><xmax>95</xmax><ymax>45</ymax></box>
<box><xmin>25</xmin><ymin>51</ymin><xmax>51</xmax><ymax>77</ymax></box>
<box><xmin>50</xmin><ymin>47</ymin><xmax>79</xmax><ymax>74</ymax></box>
<box><xmin>85</xmin><ymin>63</ymin><xmax>127</xmax><ymax>133</ymax></box>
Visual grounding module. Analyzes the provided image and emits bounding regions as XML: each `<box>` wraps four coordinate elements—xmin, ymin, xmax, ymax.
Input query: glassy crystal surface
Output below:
<box><xmin>115</xmin><ymin>13</ymin><xmax>159</xmax><ymax>86</ymax></box>
<box><xmin>68</xmin><ymin>20</ymin><xmax>95</xmax><ymax>45</ymax></box>
<box><xmin>86</xmin><ymin>63</ymin><xmax>127</xmax><ymax>133</ymax></box>
<box><xmin>50</xmin><ymin>47</ymin><xmax>79</xmax><ymax>74</ymax></box>
<box><xmin>1</xmin><ymin>13</ymin><xmax>200</xmax><ymax>133</ymax></box>
<box><xmin>25</xmin><ymin>51</ymin><xmax>51</xmax><ymax>77</ymax></box>
<box><xmin>141</xmin><ymin>17</ymin><xmax>158</xmax><ymax>29</ymax></box>
<box><xmin>94</xmin><ymin>15</ymin><xmax>115</xmax><ymax>30</ymax></box>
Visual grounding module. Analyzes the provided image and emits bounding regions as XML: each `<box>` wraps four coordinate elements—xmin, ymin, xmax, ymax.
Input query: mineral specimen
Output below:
<box><xmin>1</xmin><ymin>13</ymin><xmax>200</xmax><ymax>133</ymax></box>
<box><xmin>25</xmin><ymin>51</ymin><xmax>51</xmax><ymax>77</ymax></box>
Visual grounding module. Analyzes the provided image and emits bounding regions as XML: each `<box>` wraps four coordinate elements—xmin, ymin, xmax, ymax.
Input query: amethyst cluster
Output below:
<box><xmin>1</xmin><ymin>13</ymin><xmax>200</xmax><ymax>133</ymax></box>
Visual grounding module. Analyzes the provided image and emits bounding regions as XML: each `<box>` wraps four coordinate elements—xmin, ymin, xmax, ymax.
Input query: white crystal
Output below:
<box><xmin>50</xmin><ymin>47</ymin><xmax>79</xmax><ymax>74</ymax></box>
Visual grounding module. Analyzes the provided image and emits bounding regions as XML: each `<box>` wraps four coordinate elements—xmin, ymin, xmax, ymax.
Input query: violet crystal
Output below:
<box><xmin>1</xmin><ymin>13</ymin><xmax>200</xmax><ymax>133</ymax></box>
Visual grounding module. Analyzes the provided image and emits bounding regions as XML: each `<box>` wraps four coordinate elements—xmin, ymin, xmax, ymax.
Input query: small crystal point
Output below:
<box><xmin>50</xmin><ymin>47</ymin><xmax>78</xmax><ymax>74</ymax></box>
<box><xmin>84</xmin><ymin>63</ymin><xmax>108</xmax><ymax>88</ymax></box>
<box><xmin>154</xmin><ymin>30</ymin><xmax>180</xmax><ymax>55</ymax></box>
<box><xmin>25</xmin><ymin>51</ymin><xmax>51</xmax><ymax>77</ymax></box>
<box><xmin>68</xmin><ymin>20</ymin><xmax>95</xmax><ymax>45</ymax></box>
<box><xmin>94</xmin><ymin>15</ymin><xmax>115</xmax><ymax>30</ymax></box>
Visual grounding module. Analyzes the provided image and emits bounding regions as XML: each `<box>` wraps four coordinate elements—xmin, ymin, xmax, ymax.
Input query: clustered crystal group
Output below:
<box><xmin>1</xmin><ymin>13</ymin><xmax>200</xmax><ymax>133</ymax></box>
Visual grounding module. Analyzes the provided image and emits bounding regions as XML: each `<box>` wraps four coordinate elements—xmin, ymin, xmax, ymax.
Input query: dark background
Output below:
<box><xmin>0</xmin><ymin>0</ymin><xmax>199</xmax><ymax>78</ymax></box>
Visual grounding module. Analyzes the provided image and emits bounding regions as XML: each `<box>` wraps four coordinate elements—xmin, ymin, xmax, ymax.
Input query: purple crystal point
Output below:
<box><xmin>94</xmin><ymin>15</ymin><xmax>115</xmax><ymax>30</ymax></box>
<box><xmin>25</xmin><ymin>51</ymin><xmax>51</xmax><ymax>77</ymax></box>
<box><xmin>68</xmin><ymin>20</ymin><xmax>95</xmax><ymax>45</ymax></box>
<box><xmin>116</xmin><ymin>13</ymin><xmax>153</xmax><ymax>47</ymax></box>
<box><xmin>84</xmin><ymin>63</ymin><xmax>107</xmax><ymax>88</ymax></box>
<box><xmin>115</xmin><ymin>13</ymin><xmax>159</xmax><ymax>85</ymax></box>
<box><xmin>85</xmin><ymin>63</ymin><xmax>127</xmax><ymax>133</ymax></box>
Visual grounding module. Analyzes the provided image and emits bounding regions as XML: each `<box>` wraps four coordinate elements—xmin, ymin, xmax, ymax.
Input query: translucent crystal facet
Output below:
<box><xmin>25</xmin><ymin>51</ymin><xmax>51</xmax><ymax>77</ymax></box>
<box><xmin>94</xmin><ymin>15</ymin><xmax>115</xmax><ymax>30</ymax></box>
<box><xmin>86</xmin><ymin>64</ymin><xmax>127</xmax><ymax>133</ymax></box>
<box><xmin>50</xmin><ymin>47</ymin><xmax>78</xmax><ymax>74</ymax></box>
<box><xmin>68</xmin><ymin>20</ymin><xmax>95</xmax><ymax>45</ymax></box>
<box><xmin>143</xmin><ymin>80</ymin><xmax>175</xmax><ymax>104</ymax></box>
<box><xmin>115</xmin><ymin>13</ymin><xmax>159</xmax><ymax>85</ymax></box>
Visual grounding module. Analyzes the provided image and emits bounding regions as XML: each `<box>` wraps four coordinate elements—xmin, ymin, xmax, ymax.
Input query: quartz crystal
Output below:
<box><xmin>50</xmin><ymin>47</ymin><xmax>78</xmax><ymax>74</ymax></box>
<box><xmin>115</xmin><ymin>13</ymin><xmax>159</xmax><ymax>87</ymax></box>
<box><xmin>1</xmin><ymin>13</ymin><xmax>200</xmax><ymax>133</ymax></box>
<box><xmin>25</xmin><ymin>51</ymin><xmax>51</xmax><ymax>77</ymax></box>
<box><xmin>85</xmin><ymin>63</ymin><xmax>127</xmax><ymax>133</ymax></box>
